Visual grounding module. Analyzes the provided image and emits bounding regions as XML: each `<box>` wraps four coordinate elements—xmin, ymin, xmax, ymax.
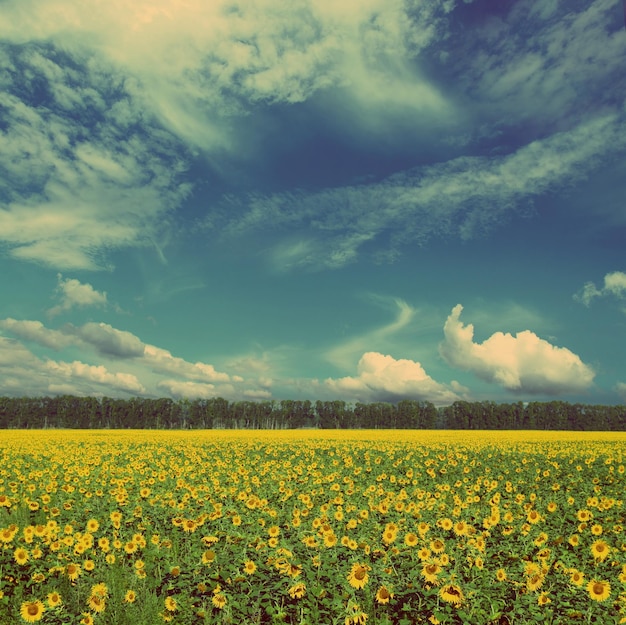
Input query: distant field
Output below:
<box><xmin>1</xmin><ymin>430</ymin><xmax>625</xmax><ymax>624</ymax></box>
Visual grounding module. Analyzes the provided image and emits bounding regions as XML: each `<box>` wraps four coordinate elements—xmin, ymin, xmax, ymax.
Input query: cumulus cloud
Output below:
<box><xmin>323</xmin><ymin>351</ymin><xmax>461</xmax><ymax>405</ymax></box>
<box><xmin>0</xmin><ymin>318</ymin><xmax>73</xmax><ymax>350</ymax></box>
<box><xmin>48</xmin><ymin>274</ymin><xmax>108</xmax><ymax>316</ymax></box>
<box><xmin>616</xmin><ymin>382</ymin><xmax>626</xmax><ymax>402</ymax></box>
<box><xmin>0</xmin><ymin>317</ymin><xmax>255</xmax><ymax>399</ymax></box>
<box><xmin>73</xmin><ymin>323</ymin><xmax>146</xmax><ymax>358</ymax></box>
<box><xmin>143</xmin><ymin>344</ymin><xmax>231</xmax><ymax>383</ymax></box>
<box><xmin>45</xmin><ymin>360</ymin><xmax>145</xmax><ymax>394</ymax></box>
<box><xmin>439</xmin><ymin>304</ymin><xmax>595</xmax><ymax>394</ymax></box>
<box><xmin>0</xmin><ymin>336</ymin><xmax>144</xmax><ymax>396</ymax></box>
<box><xmin>156</xmin><ymin>379</ymin><xmax>229</xmax><ymax>400</ymax></box>
<box><xmin>575</xmin><ymin>271</ymin><xmax>626</xmax><ymax>307</ymax></box>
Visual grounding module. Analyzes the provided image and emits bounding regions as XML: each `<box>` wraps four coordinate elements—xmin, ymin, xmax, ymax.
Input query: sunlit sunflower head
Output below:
<box><xmin>288</xmin><ymin>583</ymin><xmax>306</xmax><ymax>599</ymax></box>
<box><xmin>65</xmin><ymin>563</ymin><xmax>81</xmax><ymax>581</ymax></box>
<box><xmin>439</xmin><ymin>584</ymin><xmax>464</xmax><ymax>605</ymax></box>
<box><xmin>20</xmin><ymin>600</ymin><xmax>45</xmax><ymax>622</ymax></box>
<box><xmin>347</xmin><ymin>563</ymin><xmax>370</xmax><ymax>589</ymax></box>
<box><xmin>375</xmin><ymin>585</ymin><xmax>393</xmax><ymax>604</ymax></box>
<box><xmin>430</xmin><ymin>539</ymin><xmax>445</xmax><ymax>554</ymax></box>
<box><xmin>212</xmin><ymin>593</ymin><xmax>226</xmax><ymax>609</ymax></box>
<box><xmin>243</xmin><ymin>560</ymin><xmax>256</xmax><ymax>575</ymax></box>
<box><xmin>124</xmin><ymin>590</ymin><xmax>137</xmax><ymax>603</ymax></box>
<box><xmin>46</xmin><ymin>591</ymin><xmax>62</xmax><ymax>608</ymax></box>
<box><xmin>590</xmin><ymin>539</ymin><xmax>610</xmax><ymax>562</ymax></box>
<box><xmin>569</xmin><ymin>570</ymin><xmax>585</xmax><ymax>587</ymax></box>
<box><xmin>164</xmin><ymin>596</ymin><xmax>178</xmax><ymax>612</ymax></box>
<box><xmin>404</xmin><ymin>532</ymin><xmax>418</xmax><ymax>547</ymax></box>
<box><xmin>587</xmin><ymin>580</ymin><xmax>610</xmax><ymax>602</ymax></box>
<box><xmin>87</xmin><ymin>594</ymin><xmax>105</xmax><ymax>613</ymax></box>
<box><xmin>537</xmin><ymin>592</ymin><xmax>551</xmax><ymax>606</ymax></box>
<box><xmin>90</xmin><ymin>583</ymin><xmax>108</xmax><ymax>599</ymax></box>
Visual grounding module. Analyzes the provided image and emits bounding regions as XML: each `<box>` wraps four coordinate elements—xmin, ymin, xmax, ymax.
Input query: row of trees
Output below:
<box><xmin>0</xmin><ymin>396</ymin><xmax>625</xmax><ymax>430</ymax></box>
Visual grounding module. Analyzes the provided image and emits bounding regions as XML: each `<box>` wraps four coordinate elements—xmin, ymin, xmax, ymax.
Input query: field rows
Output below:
<box><xmin>1</xmin><ymin>430</ymin><xmax>625</xmax><ymax>624</ymax></box>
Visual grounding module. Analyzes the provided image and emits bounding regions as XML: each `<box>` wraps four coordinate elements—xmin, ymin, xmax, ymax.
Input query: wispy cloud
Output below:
<box><xmin>230</xmin><ymin>113</ymin><xmax>626</xmax><ymax>269</ymax></box>
<box><xmin>325</xmin><ymin>296</ymin><xmax>416</xmax><ymax>370</ymax></box>
<box><xmin>575</xmin><ymin>271</ymin><xmax>626</xmax><ymax>308</ymax></box>
<box><xmin>0</xmin><ymin>44</ymin><xmax>191</xmax><ymax>270</ymax></box>
<box><xmin>439</xmin><ymin>304</ymin><xmax>595</xmax><ymax>395</ymax></box>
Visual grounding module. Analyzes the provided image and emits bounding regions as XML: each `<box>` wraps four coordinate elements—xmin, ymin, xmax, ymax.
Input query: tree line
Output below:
<box><xmin>0</xmin><ymin>395</ymin><xmax>625</xmax><ymax>430</ymax></box>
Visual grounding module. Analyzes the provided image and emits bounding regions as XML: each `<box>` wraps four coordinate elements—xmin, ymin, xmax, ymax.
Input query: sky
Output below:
<box><xmin>0</xmin><ymin>0</ymin><xmax>625</xmax><ymax>407</ymax></box>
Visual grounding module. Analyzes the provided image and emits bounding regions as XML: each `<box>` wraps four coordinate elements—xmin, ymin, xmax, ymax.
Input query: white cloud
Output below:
<box><xmin>0</xmin><ymin>336</ymin><xmax>145</xmax><ymax>396</ymax></box>
<box><xmin>74</xmin><ymin>323</ymin><xmax>146</xmax><ymax>358</ymax></box>
<box><xmin>45</xmin><ymin>360</ymin><xmax>145</xmax><ymax>394</ymax></box>
<box><xmin>0</xmin><ymin>317</ymin><xmax>261</xmax><ymax>399</ymax></box>
<box><xmin>0</xmin><ymin>48</ymin><xmax>192</xmax><ymax>270</ymax></box>
<box><xmin>0</xmin><ymin>318</ymin><xmax>73</xmax><ymax>350</ymax></box>
<box><xmin>48</xmin><ymin>274</ymin><xmax>108</xmax><ymax>316</ymax></box>
<box><xmin>323</xmin><ymin>351</ymin><xmax>461</xmax><ymax>405</ymax></box>
<box><xmin>143</xmin><ymin>344</ymin><xmax>231</xmax><ymax>383</ymax></box>
<box><xmin>575</xmin><ymin>271</ymin><xmax>626</xmax><ymax>307</ymax></box>
<box><xmin>157</xmin><ymin>379</ymin><xmax>219</xmax><ymax>400</ymax></box>
<box><xmin>439</xmin><ymin>304</ymin><xmax>595</xmax><ymax>394</ymax></box>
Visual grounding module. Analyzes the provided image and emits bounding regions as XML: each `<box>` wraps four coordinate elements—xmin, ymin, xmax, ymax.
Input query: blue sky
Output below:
<box><xmin>1</xmin><ymin>0</ymin><xmax>625</xmax><ymax>406</ymax></box>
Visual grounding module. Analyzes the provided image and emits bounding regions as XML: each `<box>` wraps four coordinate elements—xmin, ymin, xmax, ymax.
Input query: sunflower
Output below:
<box><xmin>202</xmin><ymin>550</ymin><xmax>216</xmax><ymax>565</ymax></box>
<box><xmin>537</xmin><ymin>592</ymin><xmax>551</xmax><ymax>606</ymax></box>
<box><xmin>569</xmin><ymin>570</ymin><xmax>585</xmax><ymax>587</ymax></box>
<box><xmin>430</xmin><ymin>539</ymin><xmax>445</xmax><ymax>554</ymax></box>
<box><xmin>439</xmin><ymin>584</ymin><xmax>464</xmax><ymax>605</ymax></box>
<box><xmin>124</xmin><ymin>590</ymin><xmax>137</xmax><ymax>603</ymax></box>
<box><xmin>87</xmin><ymin>594</ymin><xmax>106</xmax><ymax>613</ymax></box>
<box><xmin>243</xmin><ymin>560</ymin><xmax>257</xmax><ymax>575</ymax></box>
<box><xmin>347</xmin><ymin>563</ymin><xmax>370</xmax><ymax>589</ymax></box>
<box><xmin>288</xmin><ymin>583</ymin><xmax>306</xmax><ymax>599</ymax></box>
<box><xmin>439</xmin><ymin>518</ymin><xmax>453</xmax><ymax>531</ymax></box>
<box><xmin>404</xmin><ymin>532</ymin><xmax>418</xmax><ymax>547</ymax></box>
<box><xmin>590</xmin><ymin>539</ymin><xmax>610</xmax><ymax>562</ymax></box>
<box><xmin>527</xmin><ymin>509</ymin><xmax>541</xmax><ymax>524</ymax></box>
<box><xmin>14</xmin><ymin>547</ymin><xmax>29</xmax><ymax>565</ymax></box>
<box><xmin>212</xmin><ymin>593</ymin><xmax>227</xmax><ymax>609</ymax></box>
<box><xmin>20</xmin><ymin>600</ymin><xmax>45</xmax><ymax>622</ymax></box>
<box><xmin>86</xmin><ymin>519</ymin><xmax>99</xmax><ymax>533</ymax></box>
<box><xmin>46</xmin><ymin>591</ymin><xmax>62</xmax><ymax>608</ymax></box>
<box><xmin>587</xmin><ymin>580</ymin><xmax>611</xmax><ymax>602</ymax></box>
<box><xmin>452</xmin><ymin>521</ymin><xmax>468</xmax><ymax>536</ymax></box>
<box><xmin>66</xmin><ymin>563</ymin><xmax>81</xmax><ymax>581</ymax></box>
<box><xmin>421</xmin><ymin>562</ymin><xmax>442</xmax><ymax>584</ymax></box>
<box><xmin>375</xmin><ymin>586</ymin><xmax>393</xmax><ymax>604</ymax></box>
<box><xmin>164</xmin><ymin>596</ymin><xmax>178</xmax><ymax>612</ymax></box>
<box><xmin>495</xmin><ymin>568</ymin><xmax>507</xmax><ymax>582</ymax></box>
<box><xmin>79</xmin><ymin>613</ymin><xmax>94</xmax><ymax>625</ymax></box>
<box><xmin>91</xmin><ymin>583</ymin><xmax>108</xmax><ymax>598</ymax></box>
<box><xmin>382</xmin><ymin>527</ymin><xmax>397</xmax><ymax>545</ymax></box>
<box><xmin>526</xmin><ymin>573</ymin><xmax>544</xmax><ymax>592</ymax></box>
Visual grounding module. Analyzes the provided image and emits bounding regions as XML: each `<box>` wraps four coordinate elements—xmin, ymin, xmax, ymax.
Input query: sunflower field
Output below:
<box><xmin>1</xmin><ymin>429</ymin><xmax>625</xmax><ymax>625</ymax></box>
